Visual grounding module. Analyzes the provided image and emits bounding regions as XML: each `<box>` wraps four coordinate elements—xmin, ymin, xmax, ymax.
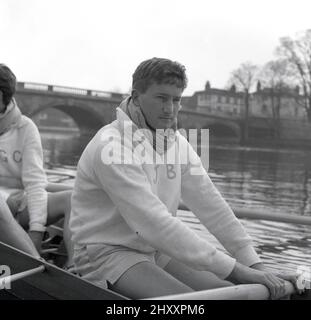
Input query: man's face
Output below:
<box><xmin>133</xmin><ymin>83</ymin><xmax>183</xmax><ymax>130</ymax></box>
<box><xmin>0</xmin><ymin>91</ymin><xmax>5</xmax><ymax>113</ymax></box>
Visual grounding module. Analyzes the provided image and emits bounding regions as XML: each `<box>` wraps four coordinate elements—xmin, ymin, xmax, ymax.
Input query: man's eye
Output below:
<box><xmin>158</xmin><ymin>96</ymin><xmax>167</xmax><ymax>102</ymax></box>
<box><xmin>173</xmin><ymin>99</ymin><xmax>181</xmax><ymax>103</ymax></box>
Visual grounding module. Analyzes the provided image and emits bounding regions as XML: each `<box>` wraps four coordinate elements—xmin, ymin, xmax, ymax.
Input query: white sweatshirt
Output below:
<box><xmin>70</xmin><ymin>112</ymin><xmax>261</xmax><ymax>279</ymax></box>
<box><xmin>0</xmin><ymin>115</ymin><xmax>48</xmax><ymax>232</ymax></box>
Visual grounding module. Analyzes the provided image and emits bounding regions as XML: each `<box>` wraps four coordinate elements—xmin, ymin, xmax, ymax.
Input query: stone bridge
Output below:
<box><xmin>178</xmin><ymin>109</ymin><xmax>243</xmax><ymax>141</ymax></box>
<box><xmin>178</xmin><ymin>108</ymin><xmax>285</xmax><ymax>143</ymax></box>
<box><xmin>15</xmin><ymin>82</ymin><xmax>126</xmax><ymax>136</ymax></box>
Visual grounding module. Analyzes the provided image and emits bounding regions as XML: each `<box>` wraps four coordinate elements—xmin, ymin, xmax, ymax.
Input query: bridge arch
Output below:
<box><xmin>30</xmin><ymin>102</ymin><xmax>108</xmax><ymax>136</ymax></box>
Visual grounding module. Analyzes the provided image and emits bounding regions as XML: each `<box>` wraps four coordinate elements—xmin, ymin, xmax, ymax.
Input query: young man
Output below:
<box><xmin>69</xmin><ymin>58</ymin><xmax>297</xmax><ymax>299</ymax></box>
<box><xmin>0</xmin><ymin>194</ymin><xmax>39</xmax><ymax>257</ymax></box>
<box><xmin>0</xmin><ymin>64</ymin><xmax>72</xmax><ymax>254</ymax></box>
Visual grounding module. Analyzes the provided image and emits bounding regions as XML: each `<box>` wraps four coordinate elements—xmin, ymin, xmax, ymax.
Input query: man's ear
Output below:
<box><xmin>131</xmin><ymin>89</ymin><xmax>141</xmax><ymax>107</ymax></box>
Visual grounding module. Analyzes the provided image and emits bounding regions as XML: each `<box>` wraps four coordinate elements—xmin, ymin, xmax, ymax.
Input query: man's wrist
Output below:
<box><xmin>28</xmin><ymin>230</ymin><xmax>44</xmax><ymax>239</ymax></box>
<box><xmin>250</xmin><ymin>262</ymin><xmax>267</xmax><ymax>271</ymax></box>
<box><xmin>29</xmin><ymin>223</ymin><xmax>46</xmax><ymax>232</ymax></box>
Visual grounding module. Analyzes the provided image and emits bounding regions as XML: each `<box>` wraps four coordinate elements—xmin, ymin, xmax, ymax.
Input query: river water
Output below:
<box><xmin>41</xmin><ymin>131</ymin><xmax>311</xmax><ymax>274</ymax></box>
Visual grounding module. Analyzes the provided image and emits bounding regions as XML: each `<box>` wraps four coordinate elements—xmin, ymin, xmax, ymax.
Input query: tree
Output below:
<box><xmin>258</xmin><ymin>60</ymin><xmax>290</xmax><ymax>139</ymax></box>
<box><xmin>276</xmin><ymin>29</ymin><xmax>311</xmax><ymax>121</ymax></box>
<box><xmin>229</xmin><ymin>62</ymin><xmax>259</xmax><ymax>143</ymax></box>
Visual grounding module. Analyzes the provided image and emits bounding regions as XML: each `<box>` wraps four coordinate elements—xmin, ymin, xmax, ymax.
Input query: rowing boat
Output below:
<box><xmin>2</xmin><ymin>239</ymin><xmax>308</xmax><ymax>300</ymax></box>
<box><xmin>0</xmin><ymin>241</ymin><xmax>126</xmax><ymax>300</ymax></box>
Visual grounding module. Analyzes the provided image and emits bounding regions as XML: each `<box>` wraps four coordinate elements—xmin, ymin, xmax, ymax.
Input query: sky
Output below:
<box><xmin>1</xmin><ymin>0</ymin><xmax>311</xmax><ymax>96</ymax></box>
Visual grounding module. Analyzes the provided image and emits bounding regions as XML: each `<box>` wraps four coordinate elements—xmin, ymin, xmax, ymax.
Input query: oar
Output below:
<box><xmin>148</xmin><ymin>281</ymin><xmax>296</xmax><ymax>300</ymax></box>
<box><xmin>0</xmin><ymin>265</ymin><xmax>45</xmax><ymax>287</ymax></box>
<box><xmin>232</xmin><ymin>207</ymin><xmax>311</xmax><ymax>226</ymax></box>
<box><xmin>46</xmin><ymin>182</ymin><xmax>73</xmax><ymax>192</ymax></box>
<box><xmin>178</xmin><ymin>203</ymin><xmax>311</xmax><ymax>226</ymax></box>
<box><xmin>45</xmin><ymin>169</ymin><xmax>76</xmax><ymax>178</ymax></box>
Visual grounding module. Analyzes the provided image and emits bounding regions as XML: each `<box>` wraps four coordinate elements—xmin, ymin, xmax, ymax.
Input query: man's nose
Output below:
<box><xmin>163</xmin><ymin>100</ymin><xmax>174</xmax><ymax>113</ymax></box>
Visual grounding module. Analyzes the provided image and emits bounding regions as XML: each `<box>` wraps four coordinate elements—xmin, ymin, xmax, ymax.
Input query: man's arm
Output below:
<box><xmin>179</xmin><ymin>135</ymin><xmax>261</xmax><ymax>267</ymax></box>
<box><xmin>21</xmin><ymin>119</ymin><xmax>48</xmax><ymax>250</ymax></box>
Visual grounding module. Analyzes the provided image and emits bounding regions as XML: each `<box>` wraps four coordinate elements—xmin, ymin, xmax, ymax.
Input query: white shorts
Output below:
<box><xmin>73</xmin><ymin>244</ymin><xmax>172</xmax><ymax>289</ymax></box>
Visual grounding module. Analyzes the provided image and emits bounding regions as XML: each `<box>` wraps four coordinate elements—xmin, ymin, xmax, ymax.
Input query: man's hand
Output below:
<box><xmin>28</xmin><ymin>231</ymin><xmax>44</xmax><ymax>253</ymax></box>
<box><xmin>7</xmin><ymin>192</ymin><xmax>23</xmax><ymax>215</ymax></box>
<box><xmin>274</xmin><ymin>270</ymin><xmax>305</xmax><ymax>295</ymax></box>
<box><xmin>250</xmin><ymin>262</ymin><xmax>268</xmax><ymax>272</ymax></box>
<box><xmin>226</xmin><ymin>262</ymin><xmax>291</xmax><ymax>300</ymax></box>
<box><xmin>251</xmin><ymin>263</ymin><xmax>305</xmax><ymax>295</ymax></box>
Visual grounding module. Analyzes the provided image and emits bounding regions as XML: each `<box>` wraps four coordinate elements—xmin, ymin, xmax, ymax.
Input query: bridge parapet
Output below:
<box><xmin>16</xmin><ymin>82</ymin><xmax>127</xmax><ymax>101</ymax></box>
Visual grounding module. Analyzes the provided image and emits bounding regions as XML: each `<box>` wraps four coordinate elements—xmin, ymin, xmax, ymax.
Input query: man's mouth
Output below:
<box><xmin>160</xmin><ymin>116</ymin><xmax>174</xmax><ymax>120</ymax></box>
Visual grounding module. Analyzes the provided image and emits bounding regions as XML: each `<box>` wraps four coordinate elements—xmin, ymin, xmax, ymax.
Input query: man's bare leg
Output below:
<box><xmin>109</xmin><ymin>261</ymin><xmax>194</xmax><ymax>299</ymax></box>
<box><xmin>164</xmin><ymin>258</ymin><xmax>234</xmax><ymax>290</ymax></box>
<box><xmin>0</xmin><ymin>196</ymin><xmax>39</xmax><ymax>257</ymax></box>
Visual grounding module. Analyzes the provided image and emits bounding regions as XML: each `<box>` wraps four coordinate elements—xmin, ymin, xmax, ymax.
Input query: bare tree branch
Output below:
<box><xmin>276</xmin><ymin>30</ymin><xmax>311</xmax><ymax>121</ymax></box>
<box><xmin>228</xmin><ymin>62</ymin><xmax>259</xmax><ymax>142</ymax></box>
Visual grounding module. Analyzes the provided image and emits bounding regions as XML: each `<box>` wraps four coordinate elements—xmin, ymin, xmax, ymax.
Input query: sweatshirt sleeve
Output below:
<box><xmin>180</xmin><ymin>137</ymin><xmax>261</xmax><ymax>268</ymax></box>
<box><xmin>93</xmin><ymin>137</ymin><xmax>236</xmax><ymax>279</ymax></box>
<box><xmin>21</xmin><ymin>119</ymin><xmax>48</xmax><ymax>232</ymax></box>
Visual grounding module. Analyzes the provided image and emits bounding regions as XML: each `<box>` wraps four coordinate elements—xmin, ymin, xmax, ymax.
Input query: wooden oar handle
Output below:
<box><xmin>147</xmin><ymin>282</ymin><xmax>296</xmax><ymax>300</ymax></box>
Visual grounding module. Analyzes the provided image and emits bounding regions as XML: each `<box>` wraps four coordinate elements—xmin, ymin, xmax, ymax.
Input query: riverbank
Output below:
<box><xmin>209</xmin><ymin>137</ymin><xmax>311</xmax><ymax>153</ymax></box>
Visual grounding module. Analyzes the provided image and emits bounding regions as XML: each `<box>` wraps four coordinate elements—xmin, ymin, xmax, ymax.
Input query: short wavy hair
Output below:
<box><xmin>0</xmin><ymin>64</ymin><xmax>17</xmax><ymax>106</ymax></box>
<box><xmin>132</xmin><ymin>57</ymin><xmax>188</xmax><ymax>93</ymax></box>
